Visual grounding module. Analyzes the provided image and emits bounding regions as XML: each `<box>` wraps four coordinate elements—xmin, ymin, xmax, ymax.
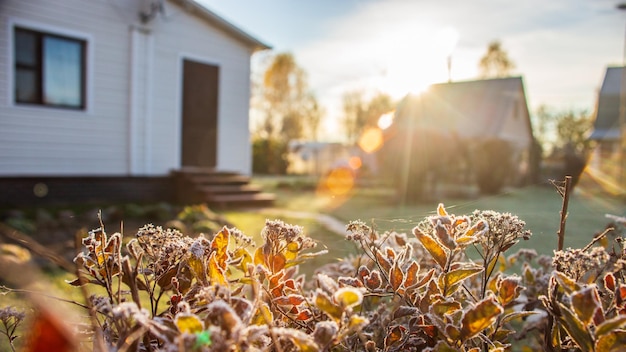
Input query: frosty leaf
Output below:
<box><xmin>443</xmin><ymin>267</ymin><xmax>483</xmax><ymax>293</ymax></box>
<box><xmin>233</xmin><ymin>248</ymin><xmax>252</xmax><ymax>272</ymax></box>
<box><xmin>431</xmin><ymin>300</ymin><xmax>462</xmax><ymax>316</ymax></box>
<box><xmin>175</xmin><ymin>314</ymin><xmax>204</xmax><ymax>334</ymax></box>
<box><xmin>389</xmin><ymin>261</ymin><xmax>405</xmax><ymax>291</ymax></box>
<box><xmin>364</xmin><ymin>271</ymin><xmax>383</xmax><ymax>290</ymax></box>
<box><xmin>384</xmin><ymin>325</ymin><xmax>406</xmax><ymax>349</ymax></box>
<box><xmin>460</xmin><ymin>296</ymin><xmax>503</xmax><ymax>341</ymax></box>
<box><xmin>348</xmin><ymin>315</ymin><xmax>368</xmax><ymax>330</ymax></box>
<box><xmin>284</xmin><ymin>241</ymin><xmax>299</xmax><ymax>261</ymax></box>
<box><xmin>554</xmin><ymin>271</ymin><xmax>581</xmax><ymax>294</ymax></box>
<box><xmin>252</xmin><ymin>303</ymin><xmax>273</xmax><ymax>325</ymax></box>
<box><xmin>595</xmin><ymin>315</ymin><xmax>626</xmax><ymax>337</ymax></box>
<box><xmin>500</xmin><ymin>311</ymin><xmax>538</xmax><ymax>325</ymax></box>
<box><xmin>571</xmin><ymin>286</ymin><xmax>601</xmax><ymax>325</ymax></box>
<box><xmin>437</xmin><ymin>203</ymin><xmax>448</xmax><ymax>216</ymax></box>
<box><xmin>595</xmin><ymin>330</ymin><xmax>626</xmax><ymax>352</ymax></box>
<box><xmin>271</xmin><ymin>253</ymin><xmax>287</xmax><ymax>272</ymax></box>
<box><xmin>208</xmin><ymin>251</ymin><xmax>227</xmax><ymax>286</ymax></box>
<box><xmin>457</xmin><ymin>220</ymin><xmax>487</xmax><ymax>245</ymax></box>
<box><xmin>334</xmin><ymin>287</ymin><xmax>363</xmax><ymax>309</ymax></box>
<box><xmin>403</xmin><ymin>261</ymin><xmax>420</xmax><ymax>288</ymax></box>
<box><xmin>604</xmin><ymin>272</ymin><xmax>616</xmax><ymax>292</ymax></box>
<box><xmin>375</xmin><ymin>249</ymin><xmax>392</xmax><ymax>273</ymax></box>
<box><xmin>557</xmin><ymin>302</ymin><xmax>593</xmax><ymax>351</ymax></box>
<box><xmin>413</xmin><ymin>227</ymin><xmax>448</xmax><ymax>269</ymax></box>
<box><xmin>315</xmin><ymin>290</ymin><xmax>343</xmax><ymax>321</ymax></box>
<box><xmin>211</xmin><ymin>227</ymin><xmax>230</xmax><ymax>269</ymax></box>
<box><xmin>498</xmin><ymin>276</ymin><xmax>523</xmax><ymax>306</ymax></box>
<box><xmin>274</xmin><ymin>294</ymin><xmax>306</xmax><ymax>307</ymax></box>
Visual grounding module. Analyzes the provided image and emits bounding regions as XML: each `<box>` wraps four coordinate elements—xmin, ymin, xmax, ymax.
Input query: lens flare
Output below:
<box><xmin>324</xmin><ymin>168</ymin><xmax>355</xmax><ymax>196</ymax></box>
<box><xmin>358</xmin><ymin>127</ymin><xmax>384</xmax><ymax>154</ymax></box>
<box><xmin>348</xmin><ymin>156</ymin><xmax>362</xmax><ymax>170</ymax></box>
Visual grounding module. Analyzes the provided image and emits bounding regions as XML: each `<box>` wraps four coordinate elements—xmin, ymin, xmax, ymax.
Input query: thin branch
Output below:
<box><xmin>554</xmin><ymin>176</ymin><xmax>573</xmax><ymax>251</ymax></box>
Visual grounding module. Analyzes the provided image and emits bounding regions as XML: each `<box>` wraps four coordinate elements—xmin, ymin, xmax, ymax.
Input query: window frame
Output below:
<box><xmin>8</xmin><ymin>19</ymin><xmax>92</xmax><ymax>112</ymax></box>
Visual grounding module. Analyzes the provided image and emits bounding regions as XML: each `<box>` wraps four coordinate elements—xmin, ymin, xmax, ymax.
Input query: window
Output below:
<box><xmin>14</xmin><ymin>26</ymin><xmax>86</xmax><ymax>109</ymax></box>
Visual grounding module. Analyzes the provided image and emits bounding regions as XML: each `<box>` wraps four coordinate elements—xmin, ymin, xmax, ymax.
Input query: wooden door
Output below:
<box><xmin>181</xmin><ymin>59</ymin><xmax>219</xmax><ymax>168</ymax></box>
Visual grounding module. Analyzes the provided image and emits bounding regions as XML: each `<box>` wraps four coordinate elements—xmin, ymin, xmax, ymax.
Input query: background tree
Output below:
<box><xmin>478</xmin><ymin>40</ymin><xmax>515</xmax><ymax>78</ymax></box>
<box><xmin>252</xmin><ymin>52</ymin><xmax>321</xmax><ymax>174</ymax></box>
<box><xmin>341</xmin><ymin>91</ymin><xmax>394</xmax><ymax>145</ymax></box>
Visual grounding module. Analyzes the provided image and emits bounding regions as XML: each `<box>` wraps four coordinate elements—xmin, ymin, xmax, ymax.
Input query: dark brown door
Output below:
<box><xmin>181</xmin><ymin>59</ymin><xmax>219</xmax><ymax>168</ymax></box>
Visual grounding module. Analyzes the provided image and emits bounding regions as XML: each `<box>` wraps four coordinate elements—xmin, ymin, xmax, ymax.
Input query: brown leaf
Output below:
<box><xmin>498</xmin><ymin>276</ymin><xmax>523</xmax><ymax>306</ymax></box>
<box><xmin>384</xmin><ymin>325</ymin><xmax>406</xmax><ymax>349</ymax></box>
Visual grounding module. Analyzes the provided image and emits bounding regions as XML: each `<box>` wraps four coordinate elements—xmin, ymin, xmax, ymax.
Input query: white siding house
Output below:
<box><xmin>0</xmin><ymin>0</ymin><xmax>269</xmax><ymax>177</ymax></box>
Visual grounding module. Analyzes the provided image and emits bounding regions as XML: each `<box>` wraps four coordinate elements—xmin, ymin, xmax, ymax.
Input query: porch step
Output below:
<box><xmin>172</xmin><ymin>169</ymin><xmax>275</xmax><ymax>208</ymax></box>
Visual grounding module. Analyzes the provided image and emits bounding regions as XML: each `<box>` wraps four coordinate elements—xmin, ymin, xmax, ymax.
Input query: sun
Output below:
<box><xmin>375</xmin><ymin>26</ymin><xmax>460</xmax><ymax>98</ymax></box>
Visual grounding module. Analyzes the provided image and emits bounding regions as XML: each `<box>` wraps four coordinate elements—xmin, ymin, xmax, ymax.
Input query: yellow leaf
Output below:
<box><xmin>456</xmin><ymin>220</ymin><xmax>487</xmax><ymax>245</ymax></box>
<box><xmin>595</xmin><ymin>329</ymin><xmax>626</xmax><ymax>351</ymax></box>
<box><xmin>460</xmin><ymin>296</ymin><xmax>503</xmax><ymax>340</ymax></box>
<box><xmin>175</xmin><ymin>314</ymin><xmax>204</xmax><ymax>334</ymax></box>
<box><xmin>413</xmin><ymin>227</ymin><xmax>448</xmax><ymax>269</ymax></box>
<box><xmin>188</xmin><ymin>255</ymin><xmax>205</xmax><ymax>283</ymax></box>
<box><xmin>349</xmin><ymin>315</ymin><xmax>369</xmax><ymax>329</ymax></box>
<box><xmin>211</xmin><ymin>227</ymin><xmax>230</xmax><ymax>270</ymax></box>
<box><xmin>254</xmin><ymin>245</ymin><xmax>267</xmax><ymax>267</ymax></box>
<box><xmin>334</xmin><ymin>287</ymin><xmax>363</xmax><ymax>309</ymax></box>
<box><xmin>285</xmin><ymin>241</ymin><xmax>299</xmax><ymax>261</ymax></box>
<box><xmin>208</xmin><ymin>251</ymin><xmax>227</xmax><ymax>286</ymax></box>
<box><xmin>443</xmin><ymin>267</ymin><xmax>483</xmax><ymax>293</ymax></box>
<box><xmin>595</xmin><ymin>315</ymin><xmax>626</xmax><ymax>337</ymax></box>
<box><xmin>233</xmin><ymin>248</ymin><xmax>252</xmax><ymax>272</ymax></box>
<box><xmin>316</xmin><ymin>290</ymin><xmax>343</xmax><ymax>321</ymax></box>
<box><xmin>437</xmin><ymin>203</ymin><xmax>448</xmax><ymax>216</ymax></box>
<box><xmin>252</xmin><ymin>303</ymin><xmax>273</xmax><ymax>325</ymax></box>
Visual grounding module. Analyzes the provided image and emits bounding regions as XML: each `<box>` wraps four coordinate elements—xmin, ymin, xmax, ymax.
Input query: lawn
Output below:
<box><xmin>251</xmin><ymin>175</ymin><xmax>625</xmax><ymax>257</ymax></box>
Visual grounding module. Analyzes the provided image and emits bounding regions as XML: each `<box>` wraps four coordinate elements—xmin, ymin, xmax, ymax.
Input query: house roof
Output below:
<box><xmin>169</xmin><ymin>0</ymin><xmax>271</xmax><ymax>52</ymax></box>
<box><xmin>590</xmin><ymin>66</ymin><xmax>624</xmax><ymax>141</ymax></box>
<box><xmin>394</xmin><ymin>76</ymin><xmax>532</xmax><ymax>142</ymax></box>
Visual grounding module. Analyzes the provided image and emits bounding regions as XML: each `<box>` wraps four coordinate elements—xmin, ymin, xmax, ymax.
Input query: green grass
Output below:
<box><xmin>253</xmin><ymin>176</ymin><xmax>625</xmax><ymax>257</ymax></box>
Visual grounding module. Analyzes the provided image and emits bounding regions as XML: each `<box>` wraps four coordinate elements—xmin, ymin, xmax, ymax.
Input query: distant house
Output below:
<box><xmin>0</xmin><ymin>0</ymin><xmax>272</xmax><ymax>206</ymax></box>
<box><xmin>589</xmin><ymin>66</ymin><xmax>623</xmax><ymax>164</ymax></box>
<box><xmin>387</xmin><ymin>76</ymin><xmax>534</xmax><ymax>187</ymax></box>
<box><xmin>286</xmin><ymin>141</ymin><xmax>378</xmax><ymax>176</ymax></box>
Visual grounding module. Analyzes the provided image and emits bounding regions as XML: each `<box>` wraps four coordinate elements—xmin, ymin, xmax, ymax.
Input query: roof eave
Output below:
<box><xmin>169</xmin><ymin>0</ymin><xmax>272</xmax><ymax>52</ymax></box>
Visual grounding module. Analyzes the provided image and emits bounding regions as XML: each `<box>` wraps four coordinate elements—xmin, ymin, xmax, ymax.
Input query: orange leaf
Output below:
<box><xmin>604</xmin><ymin>273</ymin><xmax>616</xmax><ymax>292</ymax></box>
<box><xmin>389</xmin><ymin>262</ymin><xmax>404</xmax><ymax>291</ymax></box>
<box><xmin>460</xmin><ymin>296</ymin><xmax>503</xmax><ymax>341</ymax></box>
<box><xmin>271</xmin><ymin>253</ymin><xmax>286</xmax><ymax>272</ymax></box>
<box><xmin>413</xmin><ymin>227</ymin><xmax>448</xmax><ymax>269</ymax></box>
<box><xmin>375</xmin><ymin>249</ymin><xmax>392</xmax><ymax>273</ymax></box>
<box><xmin>25</xmin><ymin>310</ymin><xmax>75</xmax><ymax>352</ymax></box>
<box><xmin>404</xmin><ymin>261</ymin><xmax>420</xmax><ymax>288</ymax></box>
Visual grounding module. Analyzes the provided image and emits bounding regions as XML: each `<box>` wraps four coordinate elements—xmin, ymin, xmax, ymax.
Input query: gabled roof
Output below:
<box><xmin>169</xmin><ymin>0</ymin><xmax>271</xmax><ymax>52</ymax></box>
<box><xmin>590</xmin><ymin>66</ymin><xmax>623</xmax><ymax>141</ymax></box>
<box><xmin>395</xmin><ymin>76</ymin><xmax>532</xmax><ymax>141</ymax></box>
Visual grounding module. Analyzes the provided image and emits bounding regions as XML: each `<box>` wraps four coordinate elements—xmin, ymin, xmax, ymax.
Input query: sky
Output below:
<box><xmin>199</xmin><ymin>0</ymin><xmax>626</xmax><ymax>138</ymax></box>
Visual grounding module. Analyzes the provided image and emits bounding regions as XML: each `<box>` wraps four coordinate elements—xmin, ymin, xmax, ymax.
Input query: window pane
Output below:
<box><xmin>15</xmin><ymin>29</ymin><xmax>37</xmax><ymax>66</ymax></box>
<box><xmin>43</xmin><ymin>36</ymin><xmax>83</xmax><ymax>107</ymax></box>
<box><xmin>15</xmin><ymin>68</ymin><xmax>38</xmax><ymax>102</ymax></box>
